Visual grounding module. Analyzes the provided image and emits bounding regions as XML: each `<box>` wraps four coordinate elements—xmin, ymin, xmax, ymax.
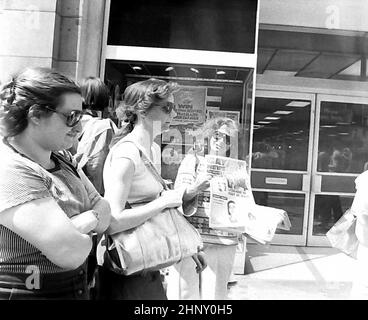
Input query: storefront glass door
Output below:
<box><xmin>308</xmin><ymin>95</ymin><xmax>368</xmax><ymax>246</ymax></box>
<box><xmin>253</xmin><ymin>92</ymin><xmax>368</xmax><ymax>246</ymax></box>
<box><xmin>251</xmin><ymin>91</ymin><xmax>315</xmax><ymax>245</ymax></box>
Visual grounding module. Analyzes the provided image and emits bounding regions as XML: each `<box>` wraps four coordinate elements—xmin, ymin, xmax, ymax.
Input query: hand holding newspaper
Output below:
<box><xmin>206</xmin><ymin>155</ymin><xmax>291</xmax><ymax>244</ymax></box>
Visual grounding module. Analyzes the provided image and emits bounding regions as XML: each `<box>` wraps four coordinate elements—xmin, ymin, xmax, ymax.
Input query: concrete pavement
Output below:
<box><xmin>228</xmin><ymin>244</ymin><xmax>357</xmax><ymax>300</ymax></box>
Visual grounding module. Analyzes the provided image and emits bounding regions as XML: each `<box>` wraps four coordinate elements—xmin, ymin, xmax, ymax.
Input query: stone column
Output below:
<box><xmin>0</xmin><ymin>0</ymin><xmax>58</xmax><ymax>83</ymax></box>
<box><xmin>0</xmin><ymin>0</ymin><xmax>107</xmax><ymax>84</ymax></box>
<box><xmin>53</xmin><ymin>0</ymin><xmax>107</xmax><ymax>81</ymax></box>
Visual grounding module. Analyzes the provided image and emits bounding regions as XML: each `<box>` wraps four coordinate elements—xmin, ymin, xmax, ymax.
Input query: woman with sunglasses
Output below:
<box><xmin>99</xmin><ymin>78</ymin><xmax>206</xmax><ymax>300</ymax></box>
<box><xmin>166</xmin><ymin>117</ymin><xmax>240</xmax><ymax>300</ymax></box>
<box><xmin>0</xmin><ymin>67</ymin><xmax>111</xmax><ymax>299</ymax></box>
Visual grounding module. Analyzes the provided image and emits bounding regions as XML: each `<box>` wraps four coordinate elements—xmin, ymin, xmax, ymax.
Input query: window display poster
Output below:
<box><xmin>205</xmin><ymin>106</ymin><xmax>220</xmax><ymax>120</ymax></box>
<box><xmin>206</xmin><ymin>109</ymin><xmax>240</xmax><ymax>124</ymax></box>
<box><xmin>172</xmin><ymin>86</ymin><xmax>207</xmax><ymax>125</ymax></box>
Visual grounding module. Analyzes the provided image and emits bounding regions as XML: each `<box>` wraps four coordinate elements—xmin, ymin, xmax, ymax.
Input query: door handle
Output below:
<box><xmin>312</xmin><ymin>175</ymin><xmax>322</xmax><ymax>192</ymax></box>
<box><xmin>302</xmin><ymin>174</ymin><xmax>311</xmax><ymax>192</ymax></box>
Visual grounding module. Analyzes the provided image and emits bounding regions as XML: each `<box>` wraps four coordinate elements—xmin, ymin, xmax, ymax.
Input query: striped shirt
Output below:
<box><xmin>0</xmin><ymin>140</ymin><xmax>101</xmax><ymax>274</ymax></box>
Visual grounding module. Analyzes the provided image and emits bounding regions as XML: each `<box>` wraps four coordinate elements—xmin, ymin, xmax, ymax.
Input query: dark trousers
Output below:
<box><xmin>0</xmin><ymin>263</ymin><xmax>88</xmax><ymax>300</ymax></box>
<box><xmin>97</xmin><ymin>266</ymin><xmax>167</xmax><ymax>300</ymax></box>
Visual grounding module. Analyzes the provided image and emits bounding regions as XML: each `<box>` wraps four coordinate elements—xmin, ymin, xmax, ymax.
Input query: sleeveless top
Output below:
<box><xmin>103</xmin><ymin>136</ymin><xmax>163</xmax><ymax>204</ymax></box>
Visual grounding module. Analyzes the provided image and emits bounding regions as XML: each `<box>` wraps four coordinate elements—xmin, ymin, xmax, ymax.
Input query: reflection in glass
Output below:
<box><xmin>104</xmin><ymin>60</ymin><xmax>254</xmax><ymax>182</ymax></box>
<box><xmin>252</xmin><ymin>97</ymin><xmax>311</xmax><ymax>171</ymax></box>
<box><xmin>313</xmin><ymin>195</ymin><xmax>353</xmax><ymax>236</ymax></box>
<box><xmin>253</xmin><ymin>191</ymin><xmax>304</xmax><ymax>235</ymax></box>
<box><xmin>318</xmin><ymin>101</ymin><xmax>368</xmax><ymax>174</ymax></box>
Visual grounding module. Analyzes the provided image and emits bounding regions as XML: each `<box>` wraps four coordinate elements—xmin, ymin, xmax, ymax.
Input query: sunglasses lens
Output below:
<box><xmin>213</xmin><ymin>132</ymin><xmax>226</xmax><ymax>141</ymax></box>
<box><xmin>162</xmin><ymin>102</ymin><xmax>174</xmax><ymax>114</ymax></box>
<box><xmin>67</xmin><ymin>111</ymin><xmax>83</xmax><ymax>127</ymax></box>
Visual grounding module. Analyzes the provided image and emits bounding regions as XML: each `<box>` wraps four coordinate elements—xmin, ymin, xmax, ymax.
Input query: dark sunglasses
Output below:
<box><xmin>43</xmin><ymin>106</ymin><xmax>84</xmax><ymax>127</ymax></box>
<box><xmin>156</xmin><ymin>102</ymin><xmax>175</xmax><ymax>114</ymax></box>
<box><xmin>212</xmin><ymin>131</ymin><xmax>227</xmax><ymax>141</ymax></box>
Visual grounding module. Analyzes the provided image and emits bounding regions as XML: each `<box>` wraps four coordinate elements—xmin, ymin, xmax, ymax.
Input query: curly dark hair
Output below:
<box><xmin>0</xmin><ymin>67</ymin><xmax>81</xmax><ymax>137</ymax></box>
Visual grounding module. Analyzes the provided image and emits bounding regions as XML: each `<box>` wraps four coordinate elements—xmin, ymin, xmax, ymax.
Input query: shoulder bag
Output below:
<box><xmin>105</xmin><ymin>145</ymin><xmax>203</xmax><ymax>276</ymax></box>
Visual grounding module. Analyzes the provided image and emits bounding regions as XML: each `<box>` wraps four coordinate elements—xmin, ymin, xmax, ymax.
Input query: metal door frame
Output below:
<box><xmin>253</xmin><ymin>90</ymin><xmax>316</xmax><ymax>246</ymax></box>
<box><xmin>307</xmin><ymin>94</ymin><xmax>368</xmax><ymax>246</ymax></box>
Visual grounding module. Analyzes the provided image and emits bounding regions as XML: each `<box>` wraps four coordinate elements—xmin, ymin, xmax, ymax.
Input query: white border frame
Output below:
<box><xmin>105</xmin><ymin>46</ymin><xmax>257</xmax><ymax>69</ymax></box>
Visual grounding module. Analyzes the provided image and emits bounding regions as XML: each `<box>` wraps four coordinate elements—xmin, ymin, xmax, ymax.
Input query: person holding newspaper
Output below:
<box><xmin>166</xmin><ymin>117</ymin><xmax>239</xmax><ymax>300</ymax></box>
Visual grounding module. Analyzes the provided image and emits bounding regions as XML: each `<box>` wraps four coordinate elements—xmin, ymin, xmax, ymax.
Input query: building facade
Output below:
<box><xmin>1</xmin><ymin>0</ymin><xmax>368</xmax><ymax>249</ymax></box>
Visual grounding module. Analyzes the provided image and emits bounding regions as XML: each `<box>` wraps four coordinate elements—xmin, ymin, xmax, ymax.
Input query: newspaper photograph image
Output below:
<box><xmin>207</xmin><ymin>154</ymin><xmax>291</xmax><ymax>244</ymax></box>
<box><xmin>207</xmin><ymin>155</ymin><xmax>254</xmax><ymax>230</ymax></box>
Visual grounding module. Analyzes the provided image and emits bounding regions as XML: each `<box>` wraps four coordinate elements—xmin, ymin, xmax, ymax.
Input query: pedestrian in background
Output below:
<box><xmin>74</xmin><ymin>76</ymin><xmax>118</xmax><ymax>196</ymax></box>
<box><xmin>73</xmin><ymin>76</ymin><xmax>118</xmax><ymax>299</ymax></box>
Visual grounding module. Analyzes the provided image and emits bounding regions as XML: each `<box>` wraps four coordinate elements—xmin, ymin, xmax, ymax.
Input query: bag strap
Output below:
<box><xmin>118</xmin><ymin>138</ymin><xmax>169</xmax><ymax>191</ymax></box>
<box><xmin>140</xmin><ymin>151</ymin><xmax>169</xmax><ymax>191</ymax></box>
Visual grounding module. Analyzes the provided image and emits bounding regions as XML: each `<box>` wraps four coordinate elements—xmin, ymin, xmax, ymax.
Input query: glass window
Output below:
<box><xmin>252</xmin><ymin>97</ymin><xmax>311</xmax><ymax>171</ymax></box>
<box><xmin>107</xmin><ymin>0</ymin><xmax>258</xmax><ymax>54</ymax></box>
<box><xmin>318</xmin><ymin>101</ymin><xmax>368</xmax><ymax>174</ymax></box>
<box><xmin>313</xmin><ymin>195</ymin><xmax>353</xmax><ymax>236</ymax></box>
<box><xmin>104</xmin><ymin>60</ymin><xmax>254</xmax><ymax>182</ymax></box>
<box><xmin>253</xmin><ymin>191</ymin><xmax>305</xmax><ymax>235</ymax></box>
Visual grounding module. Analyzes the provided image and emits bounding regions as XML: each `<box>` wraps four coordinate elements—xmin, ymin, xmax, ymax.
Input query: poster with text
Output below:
<box><xmin>206</xmin><ymin>109</ymin><xmax>240</xmax><ymax>123</ymax></box>
<box><xmin>172</xmin><ymin>86</ymin><xmax>207</xmax><ymax>125</ymax></box>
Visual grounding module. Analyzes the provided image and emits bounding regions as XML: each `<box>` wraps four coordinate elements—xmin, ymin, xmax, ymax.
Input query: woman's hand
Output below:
<box><xmin>192</xmin><ymin>249</ymin><xmax>207</xmax><ymax>273</ymax></box>
<box><xmin>70</xmin><ymin>210</ymin><xmax>98</xmax><ymax>234</ymax></box>
<box><xmin>158</xmin><ymin>189</ymin><xmax>183</xmax><ymax>210</ymax></box>
<box><xmin>194</xmin><ymin>174</ymin><xmax>212</xmax><ymax>192</ymax></box>
<box><xmin>184</xmin><ymin>174</ymin><xmax>212</xmax><ymax>201</ymax></box>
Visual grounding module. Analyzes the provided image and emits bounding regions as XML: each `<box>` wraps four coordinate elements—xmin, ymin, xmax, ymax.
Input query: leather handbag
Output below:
<box><xmin>326</xmin><ymin>208</ymin><xmax>358</xmax><ymax>259</ymax></box>
<box><xmin>105</xmin><ymin>146</ymin><xmax>203</xmax><ymax>276</ymax></box>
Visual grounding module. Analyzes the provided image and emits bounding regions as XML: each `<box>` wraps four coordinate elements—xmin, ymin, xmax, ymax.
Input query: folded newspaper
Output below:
<box><xmin>206</xmin><ymin>155</ymin><xmax>291</xmax><ymax>244</ymax></box>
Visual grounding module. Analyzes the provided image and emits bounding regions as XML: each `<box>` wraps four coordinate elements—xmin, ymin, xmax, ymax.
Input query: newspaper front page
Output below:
<box><xmin>206</xmin><ymin>155</ymin><xmax>291</xmax><ymax>244</ymax></box>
